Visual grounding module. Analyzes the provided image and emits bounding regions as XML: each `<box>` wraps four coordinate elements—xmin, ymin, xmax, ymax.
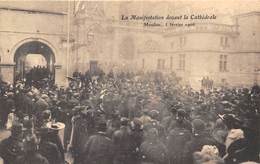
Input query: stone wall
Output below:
<box><xmin>0</xmin><ymin>8</ymin><xmax>69</xmax><ymax>86</ymax></box>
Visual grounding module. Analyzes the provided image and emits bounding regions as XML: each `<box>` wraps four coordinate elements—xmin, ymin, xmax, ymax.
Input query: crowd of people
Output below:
<box><xmin>201</xmin><ymin>77</ymin><xmax>214</xmax><ymax>90</ymax></box>
<box><xmin>14</xmin><ymin>66</ymin><xmax>54</xmax><ymax>89</ymax></box>
<box><xmin>0</xmin><ymin>69</ymin><xmax>259</xmax><ymax>164</ymax></box>
<box><xmin>25</xmin><ymin>66</ymin><xmax>54</xmax><ymax>88</ymax></box>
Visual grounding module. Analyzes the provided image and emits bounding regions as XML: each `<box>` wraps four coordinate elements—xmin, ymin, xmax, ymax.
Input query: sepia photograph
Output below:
<box><xmin>0</xmin><ymin>0</ymin><xmax>259</xmax><ymax>164</ymax></box>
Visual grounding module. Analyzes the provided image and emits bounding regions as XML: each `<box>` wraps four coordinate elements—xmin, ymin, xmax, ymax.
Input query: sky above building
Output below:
<box><xmin>0</xmin><ymin>0</ymin><xmax>259</xmax><ymax>24</ymax></box>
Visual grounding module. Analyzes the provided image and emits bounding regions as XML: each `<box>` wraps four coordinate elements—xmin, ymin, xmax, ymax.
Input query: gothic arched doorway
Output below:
<box><xmin>14</xmin><ymin>41</ymin><xmax>56</xmax><ymax>86</ymax></box>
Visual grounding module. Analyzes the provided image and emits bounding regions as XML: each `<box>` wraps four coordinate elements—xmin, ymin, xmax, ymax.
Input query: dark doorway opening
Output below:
<box><xmin>14</xmin><ymin>41</ymin><xmax>55</xmax><ymax>87</ymax></box>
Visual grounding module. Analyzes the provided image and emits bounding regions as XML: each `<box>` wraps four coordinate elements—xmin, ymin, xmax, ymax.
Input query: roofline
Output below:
<box><xmin>0</xmin><ymin>7</ymin><xmax>66</xmax><ymax>16</ymax></box>
<box><xmin>233</xmin><ymin>11</ymin><xmax>260</xmax><ymax>18</ymax></box>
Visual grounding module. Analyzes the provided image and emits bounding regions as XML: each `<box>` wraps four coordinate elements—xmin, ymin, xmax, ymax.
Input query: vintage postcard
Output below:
<box><xmin>0</xmin><ymin>1</ymin><xmax>259</xmax><ymax>164</ymax></box>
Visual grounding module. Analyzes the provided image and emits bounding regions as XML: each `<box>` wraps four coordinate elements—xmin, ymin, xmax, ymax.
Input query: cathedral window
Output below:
<box><xmin>170</xmin><ymin>56</ymin><xmax>173</xmax><ymax>70</ymax></box>
<box><xmin>179</xmin><ymin>54</ymin><xmax>185</xmax><ymax>71</ymax></box>
<box><xmin>219</xmin><ymin>54</ymin><xmax>228</xmax><ymax>72</ymax></box>
<box><xmin>142</xmin><ymin>58</ymin><xmax>145</xmax><ymax>69</ymax></box>
<box><xmin>157</xmin><ymin>59</ymin><xmax>165</xmax><ymax>70</ymax></box>
<box><xmin>220</xmin><ymin>36</ymin><xmax>229</xmax><ymax>47</ymax></box>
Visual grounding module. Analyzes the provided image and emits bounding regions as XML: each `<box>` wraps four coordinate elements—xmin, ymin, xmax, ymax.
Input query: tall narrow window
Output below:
<box><xmin>220</xmin><ymin>37</ymin><xmax>224</xmax><ymax>46</ymax></box>
<box><xmin>223</xmin><ymin>55</ymin><xmax>227</xmax><ymax>71</ymax></box>
<box><xmin>219</xmin><ymin>54</ymin><xmax>228</xmax><ymax>72</ymax></box>
<box><xmin>170</xmin><ymin>56</ymin><xmax>173</xmax><ymax>70</ymax></box>
<box><xmin>157</xmin><ymin>59</ymin><xmax>165</xmax><ymax>70</ymax></box>
<box><xmin>162</xmin><ymin>59</ymin><xmax>165</xmax><ymax>70</ymax></box>
<box><xmin>157</xmin><ymin>59</ymin><xmax>161</xmax><ymax>70</ymax></box>
<box><xmin>225</xmin><ymin>37</ymin><xmax>228</xmax><ymax>46</ymax></box>
<box><xmin>219</xmin><ymin>55</ymin><xmax>223</xmax><ymax>71</ymax></box>
<box><xmin>142</xmin><ymin>58</ymin><xmax>145</xmax><ymax>69</ymax></box>
<box><xmin>179</xmin><ymin>54</ymin><xmax>185</xmax><ymax>71</ymax></box>
<box><xmin>220</xmin><ymin>36</ymin><xmax>228</xmax><ymax>47</ymax></box>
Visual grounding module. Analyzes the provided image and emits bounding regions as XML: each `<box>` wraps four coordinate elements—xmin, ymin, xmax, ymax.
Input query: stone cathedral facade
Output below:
<box><xmin>72</xmin><ymin>2</ymin><xmax>260</xmax><ymax>89</ymax></box>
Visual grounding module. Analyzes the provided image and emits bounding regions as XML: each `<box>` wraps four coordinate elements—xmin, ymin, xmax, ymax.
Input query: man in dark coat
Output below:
<box><xmin>167</xmin><ymin>124</ymin><xmax>191</xmax><ymax>164</ymax></box>
<box><xmin>161</xmin><ymin>104</ymin><xmax>177</xmax><ymax>133</ymax></box>
<box><xmin>34</xmin><ymin>95</ymin><xmax>49</xmax><ymax>120</ymax></box>
<box><xmin>38</xmin><ymin>128</ymin><xmax>64</xmax><ymax>164</ymax></box>
<box><xmin>71</xmin><ymin>108</ymin><xmax>95</xmax><ymax>164</ymax></box>
<box><xmin>45</xmin><ymin>125</ymin><xmax>65</xmax><ymax>162</ymax></box>
<box><xmin>80</xmin><ymin>121</ymin><xmax>114</xmax><ymax>164</ymax></box>
<box><xmin>168</xmin><ymin>109</ymin><xmax>192</xmax><ymax>132</ymax></box>
<box><xmin>224</xmin><ymin>138</ymin><xmax>257</xmax><ymax>164</ymax></box>
<box><xmin>182</xmin><ymin>119</ymin><xmax>215</xmax><ymax>164</ymax></box>
<box><xmin>140</xmin><ymin>128</ymin><xmax>169</xmax><ymax>164</ymax></box>
<box><xmin>129</xmin><ymin>118</ymin><xmax>144</xmax><ymax>164</ymax></box>
<box><xmin>0</xmin><ymin>123</ymin><xmax>24</xmax><ymax>164</ymax></box>
<box><xmin>224</xmin><ymin>118</ymin><xmax>260</xmax><ymax>163</ymax></box>
<box><xmin>112</xmin><ymin>117</ymin><xmax>133</xmax><ymax>164</ymax></box>
<box><xmin>61</xmin><ymin>95</ymin><xmax>78</xmax><ymax>151</ymax></box>
<box><xmin>14</xmin><ymin>91</ymin><xmax>34</xmax><ymax>119</ymax></box>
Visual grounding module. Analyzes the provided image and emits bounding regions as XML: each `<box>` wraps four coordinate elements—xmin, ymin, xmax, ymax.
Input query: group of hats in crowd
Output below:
<box><xmin>0</xmin><ymin>70</ymin><xmax>259</xmax><ymax>164</ymax></box>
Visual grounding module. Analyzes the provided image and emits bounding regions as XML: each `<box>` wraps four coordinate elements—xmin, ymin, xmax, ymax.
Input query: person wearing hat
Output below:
<box><xmin>41</xmin><ymin>94</ymin><xmax>52</xmax><ymax>105</ymax></box>
<box><xmin>14</xmin><ymin>89</ymin><xmax>34</xmax><ymax>119</ymax></box>
<box><xmin>167</xmin><ymin>118</ymin><xmax>191</xmax><ymax>164</ymax></box>
<box><xmin>168</xmin><ymin>109</ymin><xmax>192</xmax><ymax>132</ymax></box>
<box><xmin>241</xmin><ymin>118</ymin><xmax>260</xmax><ymax>163</ymax></box>
<box><xmin>36</xmin><ymin>110</ymin><xmax>52</xmax><ymax>128</ymax></box>
<box><xmin>223</xmin><ymin>129</ymin><xmax>250</xmax><ymax>164</ymax></box>
<box><xmin>0</xmin><ymin>123</ymin><xmax>24</xmax><ymax>164</ymax></box>
<box><xmin>220</xmin><ymin>114</ymin><xmax>242</xmax><ymax>130</ymax></box>
<box><xmin>25</xmin><ymin>94</ymin><xmax>48</xmax><ymax>126</ymax></box>
<box><xmin>140</xmin><ymin>128</ymin><xmax>169</xmax><ymax>164</ymax></box>
<box><xmin>34</xmin><ymin>94</ymin><xmax>49</xmax><ymax>114</ymax></box>
<box><xmin>161</xmin><ymin>103</ymin><xmax>178</xmax><ymax>133</ymax></box>
<box><xmin>106</xmin><ymin>110</ymin><xmax>121</xmax><ymax>138</ymax></box>
<box><xmin>209</xmin><ymin>118</ymin><xmax>228</xmax><ymax>157</ymax></box>
<box><xmin>37</xmin><ymin>128</ymin><xmax>64</xmax><ymax>164</ymax></box>
<box><xmin>129</xmin><ymin>118</ymin><xmax>144</xmax><ymax>164</ymax></box>
<box><xmin>14</xmin><ymin>135</ymin><xmax>49</xmax><ymax>164</ymax></box>
<box><xmin>45</xmin><ymin>122</ymin><xmax>65</xmax><ymax>162</ymax></box>
<box><xmin>70</xmin><ymin>107</ymin><xmax>95</xmax><ymax>164</ymax></box>
<box><xmin>182</xmin><ymin>119</ymin><xmax>215</xmax><ymax>164</ymax></box>
<box><xmin>80</xmin><ymin>120</ymin><xmax>114</xmax><ymax>164</ymax></box>
<box><xmin>112</xmin><ymin>117</ymin><xmax>133</xmax><ymax>164</ymax></box>
<box><xmin>22</xmin><ymin>117</ymin><xmax>36</xmax><ymax>140</ymax></box>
